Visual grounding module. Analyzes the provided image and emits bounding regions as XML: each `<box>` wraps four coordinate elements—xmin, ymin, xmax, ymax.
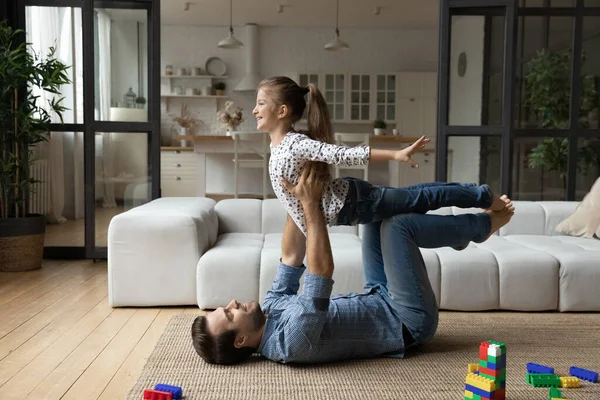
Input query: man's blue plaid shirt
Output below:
<box><xmin>257</xmin><ymin>262</ymin><xmax>407</xmax><ymax>364</ymax></box>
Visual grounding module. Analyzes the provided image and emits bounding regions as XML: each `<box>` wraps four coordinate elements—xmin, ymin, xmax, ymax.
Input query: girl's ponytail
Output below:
<box><xmin>305</xmin><ymin>84</ymin><xmax>334</xmax><ymax>145</ymax></box>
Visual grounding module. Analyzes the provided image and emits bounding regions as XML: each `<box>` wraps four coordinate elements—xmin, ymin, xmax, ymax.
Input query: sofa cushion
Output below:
<box><xmin>196</xmin><ymin>233</ymin><xmax>263</xmax><ymax>309</ymax></box>
<box><xmin>538</xmin><ymin>202</ymin><xmax>580</xmax><ymax>236</ymax></box>
<box><xmin>215</xmin><ymin>199</ymin><xmax>263</xmax><ymax>234</ymax></box>
<box><xmin>476</xmin><ymin>236</ymin><xmax>559</xmax><ymax>311</ymax></box>
<box><xmin>504</xmin><ymin>235</ymin><xmax>600</xmax><ymax>311</ymax></box>
<box><xmin>555</xmin><ymin>177</ymin><xmax>600</xmax><ymax>238</ymax></box>
<box><xmin>437</xmin><ymin>246</ymin><xmax>499</xmax><ymax>311</ymax></box>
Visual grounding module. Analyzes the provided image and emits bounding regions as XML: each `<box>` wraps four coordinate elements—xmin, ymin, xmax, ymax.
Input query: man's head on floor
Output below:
<box><xmin>191</xmin><ymin>299</ymin><xmax>266</xmax><ymax>365</ymax></box>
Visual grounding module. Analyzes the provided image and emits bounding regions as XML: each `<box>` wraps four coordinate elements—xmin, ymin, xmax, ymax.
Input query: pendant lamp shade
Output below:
<box><xmin>324</xmin><ymin>0</ymin><xmax>349</xmax><ymax>51</ymax></box>
<box><xmin>218</xmin><ymin>0</ymin><xmax>243</xmax><ymax>49</ymax></box>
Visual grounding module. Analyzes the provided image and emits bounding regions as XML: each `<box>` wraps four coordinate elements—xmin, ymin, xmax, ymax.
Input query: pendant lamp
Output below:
<box><xmin>324</xmin><ymin>0</ymin><xmax>349</xmax><ymax>51</ymax></box>
<box><xmin>218</xmin><ymin>0</ymin><xmax>243</xmax><ymax>49</ymax></box>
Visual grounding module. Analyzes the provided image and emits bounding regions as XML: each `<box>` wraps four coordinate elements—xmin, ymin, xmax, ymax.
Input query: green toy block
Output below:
<box><xmin>527</xmin><ymin>373</ymin><xmax>561</xmax><ymax>388</ymax></box>
<box><xmin>548</xmin><ymin>387</ymin><xmax>562</xmax><ymax>399</ymax></box>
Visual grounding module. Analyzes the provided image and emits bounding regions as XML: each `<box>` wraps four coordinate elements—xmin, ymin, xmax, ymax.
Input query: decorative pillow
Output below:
<box><xmin>556</xmin><ymin>176</ymin><xmax>600</xmax><ymax>238</ymax></box>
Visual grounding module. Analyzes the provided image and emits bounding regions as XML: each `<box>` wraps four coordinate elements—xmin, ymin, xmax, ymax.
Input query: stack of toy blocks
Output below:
<box><xmin>464</xmin><ymin>340</ymin><xmax>506</xmax><ymax>400</ymax></box>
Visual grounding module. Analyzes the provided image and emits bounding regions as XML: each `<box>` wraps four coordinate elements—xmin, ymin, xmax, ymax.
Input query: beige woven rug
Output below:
<box><xmin>127</xmin><ymin>312</ymin><xmax>600</xmax><ymax>400</ymax></box>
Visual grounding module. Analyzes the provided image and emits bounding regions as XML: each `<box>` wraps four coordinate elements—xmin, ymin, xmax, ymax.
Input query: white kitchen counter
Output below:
<box><xmin>162</xmin><ymin>134</ymin><xmax>436</xmax><ymax>197</ymax></box>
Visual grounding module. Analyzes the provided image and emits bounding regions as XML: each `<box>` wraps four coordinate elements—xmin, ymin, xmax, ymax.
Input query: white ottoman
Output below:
<box><xmin>108</xmin><ymin>197</ymin><xmax>218</xmax><ymax>307</ymax></box>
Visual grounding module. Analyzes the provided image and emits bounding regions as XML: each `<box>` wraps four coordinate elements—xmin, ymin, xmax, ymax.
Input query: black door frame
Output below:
<box><xmin>14</xmin><ymin>0</ymin><xmax>161</xmax><ymax>259</ymax></box>
<box><xmin>436</xmin><ymin>0</ymin><xmax>518</xmax><ymax>197</ymax></box>
<box><xmin>438</xmin><ymin>0</ymin><xmax>600</xmax><ymax>200</ymax></box>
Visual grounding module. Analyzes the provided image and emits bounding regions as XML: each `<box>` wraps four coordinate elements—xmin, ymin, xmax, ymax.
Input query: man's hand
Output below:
<box><xmin>280</xmin><ymin>165</ymin><xmax>324</xmax><ymax>205</ymax></box>
<box><xmin>394</xmin><ymin>136</ymin><xmax>430</xmax><ymax>167</ymax></box>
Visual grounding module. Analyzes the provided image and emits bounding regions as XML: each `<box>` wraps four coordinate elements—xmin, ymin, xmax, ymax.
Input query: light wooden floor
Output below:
<box><xmin>0</xmin><ymin>260</ymin><xmax>202</xmax><ymax>400</ymax></box>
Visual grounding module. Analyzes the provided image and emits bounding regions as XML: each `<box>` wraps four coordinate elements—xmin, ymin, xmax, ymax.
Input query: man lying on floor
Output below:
<box><xmin>191</xmin><ymin>168</ymin><xmax>514</xmax><ymax>365</ymax></box>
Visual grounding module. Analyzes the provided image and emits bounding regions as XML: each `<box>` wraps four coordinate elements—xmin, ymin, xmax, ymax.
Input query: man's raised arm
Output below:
<box><xmin>281</xmin><ymin>167</ymin><xmax>334</xmax><ymax>279</ymax></box>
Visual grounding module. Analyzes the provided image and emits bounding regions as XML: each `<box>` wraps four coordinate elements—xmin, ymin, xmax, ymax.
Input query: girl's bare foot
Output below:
<box><xmin>484</xmin><ymin>201</ymin><xmax>515</xmax><ymax>241</ymax></box>
<box><xmin>487</xmin><ymin>194</ymin><xmax>506</xmax><ymax>212</ymax></box>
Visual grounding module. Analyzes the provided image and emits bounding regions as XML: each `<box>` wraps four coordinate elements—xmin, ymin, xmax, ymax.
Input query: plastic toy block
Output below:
<box><xmin>469</xmin><ymin>363</ymin><xmax>479</xmax><ymax>373</ymax></box>
<box><xmin>527</xmin><ymin>373</ymin><xmax>561</xmax><ymax>388</ymax></box>
<box><xmin>479</xmin><ymin>360</ymin><xmax>498</xmax><ymax>370</ymax></box>
<box><xmin>466</xmin><ymin>372</ymin><xmax>496</xmax><ymax>392</ymax></box>
<box><xmin>143</xmin><ymin>389</ymin><xmax>173</xmax><ymax>400</ymax></box>
<box><xmin>495</xmin><ymin>387</ymin><xmax>506</xmax><ymax>399</ymax></box>
<box><xmin>526</xmin><ymin>373</ymin><xmax>556</xmax><ymax>384</ymax></box>
<box><xmin>559</xmin><ymin>376</ymin><xmax>580</xmax><ymax>388</ymax></box>
<box><xmin>464</xmin><ymin>384</ymin><xmax>496</xmax><ymax>399</ymax></box>
<box><xmin>569</xmin><ymin>366</ymin><xmax>599</xmax><ymax>383</ymax></box>
<box><xmin>465</xmin><ymin>389</ymin><xmax>474</xmax><ymax>399</ymax></box>
<box><xmin>527</xmin><ymin>362</ymin><xmax>554</xmax><ymax>374</ymax></box>
<box><xmin>479</xmin><ymin>366</ymin><xmax>506</xmax><ymax>379</ymax></box>
<box><xmin>154</xmin><ymin>384</ymin><xmax>182</xmax><ymax>400</ymax></box>
<box><xmin>486</xmin><ymin>340</ymin><xmax>506</xmax><ymax>354</ymax></box>
<box><xmin>487</xmin><ymin>344</ymin><xmax>502</xmax><ymax>357</ymax></box>
<box><xmin>479</xmin><ymin>342</ymin><xmax>490</xmax><ymax>361</ymax></box>
<box><xmin>486</xmin><ymin>355</ymin><xmax>506</xmax><ymax>368</ymax></box>
<box><xmin>548</xmin><ymin>387</ymin><xmax>562</xmax><ymax>399</ymax></box>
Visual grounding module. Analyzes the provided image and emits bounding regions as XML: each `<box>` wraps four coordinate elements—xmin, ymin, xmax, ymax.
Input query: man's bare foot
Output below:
<box><xmin>484</xmin><ymin>200</ymin><xmax>515</xmax><ymax>241</ymax></box>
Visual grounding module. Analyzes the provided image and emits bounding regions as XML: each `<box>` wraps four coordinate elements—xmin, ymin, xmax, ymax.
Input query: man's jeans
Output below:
<box><xmin>335</xmin><ymin>179</ymin><xmax>493</xmax><ymax>226</ymax></box>
<box><xmin>362</xmin><ymin>212</ymin><xmax>491</xmax><ymax>346</ymax></box>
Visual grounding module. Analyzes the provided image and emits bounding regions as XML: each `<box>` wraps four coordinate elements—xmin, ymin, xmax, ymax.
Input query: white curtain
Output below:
<box><xmin>26</xmin><ymin>7</ymin><xmax>67</xmax><ymax>223</ymax></box>
<box><xmin>96</xmin><ymin>10</ymin><xmax>117</xmax><ymax>208</ymax></box>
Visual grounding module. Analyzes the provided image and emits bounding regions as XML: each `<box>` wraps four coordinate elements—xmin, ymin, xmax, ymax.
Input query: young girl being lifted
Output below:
<box><xmin>254</xmin><ymin>76</ymin><xmax>507</xmax><ymax>236</ymax></box>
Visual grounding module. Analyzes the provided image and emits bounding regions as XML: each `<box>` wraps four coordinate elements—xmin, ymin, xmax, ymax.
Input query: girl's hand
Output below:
<box><xmin>394</xmin><ymin>136</ymin><xmax>430</xmax><ymax>167</ymax></box>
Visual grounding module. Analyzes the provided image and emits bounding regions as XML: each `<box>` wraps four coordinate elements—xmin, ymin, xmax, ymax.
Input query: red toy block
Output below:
<box><xmin>143</xmin><ymin>389</ymin><xmax>173</xmax><ymax>400</ymax></box>
<box><xmin>479</xmin><ymin>342</ymin><xmax>490</xmax><ymax>361</ymax></box>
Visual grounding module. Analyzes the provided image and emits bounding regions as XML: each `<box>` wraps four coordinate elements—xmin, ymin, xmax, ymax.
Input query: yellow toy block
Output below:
<box><xmin>465</xmin><ymin>372</ymin><xmax>496</xmax><ymax>392</ymax></box>
<box><xmin>560</xmin><ymin>376</ymin><xmax>580</xmax><ymax>388</ymax></box>
<box><xmin>464</xmin><ymin>389</ymin><xmax>474</xmax><ymax>399</ymax></box>
<box><xmin>468</xmin><ymin>363</ymin><xmax>479</xmax><ymax>373</ymax></box>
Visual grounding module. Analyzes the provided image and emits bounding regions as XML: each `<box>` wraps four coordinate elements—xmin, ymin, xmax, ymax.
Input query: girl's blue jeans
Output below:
<box><xmin>334</xmin><ymin>178</ymin><xmax>493</xmax><ymax>226</ymax></box>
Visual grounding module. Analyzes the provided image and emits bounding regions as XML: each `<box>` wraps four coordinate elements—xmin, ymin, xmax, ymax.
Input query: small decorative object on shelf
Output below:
<box><xmin>124</xmin><ymin>87</ymin><xmax>137</xmax><ymax>108</ymax></box>
<box><xmin>373</xmin><ymin>119</ymin><xmax>386</xmax><ymax>136</ymax></box>
<box><xmin>135</xmin><ymin>96</ymin><xmax>146</xmax><ymax>109</ymax></box>
<box><xmin>165</xmin><ymin>64</ymin><xmax>173</xmax><ymax>76</ymax></box>
<box><xmin>214</xmin><ymin>82</ymin><xmax>226</xmax><ymax>96</ymax></box>
<box><xmin>217</xmin><ymin>100</ymin><xmax>244</xmax><ymax>134</ymax></box>
<box><xmin>171</xmin><ymin>103</ymin><xmax>204</xmax><ymax>146</ymax></box>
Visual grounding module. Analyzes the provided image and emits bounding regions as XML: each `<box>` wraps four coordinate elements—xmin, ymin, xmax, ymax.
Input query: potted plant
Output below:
<box><xmin>170</xmin><ymin>103</ymin><xmax>203</xmax><ymax>146</ymax></box>
<box><xmin>217</xmin><ymin>100</ymin><xmax>244</xmax><ymax>134</ymax></box>
<box><xmin>524</xmin><ymin>48</ymin><xmax>599</xmax><ymax>198</ymax></box>
<box><xmin>0</xmin><ymin>21</ymin><xmax>71</xmax><ymax>271</ymax></box>
<box><xmin>214</xmin><ymin>82</ymin><xmax>226</xmax><ymax>96</ymax></box>
<box><xmin>373</xmin><ymin>119</ymin><xmax>386</xmax><ymax>136</ymax></box>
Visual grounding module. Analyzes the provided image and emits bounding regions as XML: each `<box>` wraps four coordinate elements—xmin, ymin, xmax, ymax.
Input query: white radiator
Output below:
<box><xmin>29</xmin><ymin>159</ymin><xmax>51</xmax><ymax>216</ymax></box>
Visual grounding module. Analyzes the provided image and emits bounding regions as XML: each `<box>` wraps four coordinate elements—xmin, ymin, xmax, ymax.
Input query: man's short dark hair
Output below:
<box><xmin>191</xmin><ymin>315</ymin><xmax>256</xmax><ymax>365</ymax></box>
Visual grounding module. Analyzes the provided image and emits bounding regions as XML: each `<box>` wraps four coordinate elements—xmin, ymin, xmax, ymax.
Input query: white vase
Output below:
<box><xmin>374</xmin><ymin>128</ymin><xmax>385</xmax><ymax>136</ymax></box>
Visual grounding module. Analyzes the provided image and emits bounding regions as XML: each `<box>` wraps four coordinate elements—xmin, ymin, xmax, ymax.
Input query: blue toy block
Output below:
<box><xmin>465</xmin><ymin>384</ymin><xmax>495</xmax><ymax>398</ymax></box>
<box><xmin>474</xmin><ymin>370</ymin><xmax>480</xmax><ymax>375</ymax></box>
<box><xmin>527</xmin><ymin>362</ymin><xmax>555</xmax><ymax>375</ymax></box>
<box><xmin>569</xmin><ymin>366</ymin><xmax>599</xmax><ymax>383</ymax></box>
<box><xmin>154</xmin><ymin>384</ymin><xmax>182</xmax><ymax>400</ymax></box>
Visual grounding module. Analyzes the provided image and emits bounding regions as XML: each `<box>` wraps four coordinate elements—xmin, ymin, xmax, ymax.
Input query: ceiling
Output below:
<box><xmin>160</xmin><ymin>0</ymin><xmax>440</xmax><ymax>29</ymax></box>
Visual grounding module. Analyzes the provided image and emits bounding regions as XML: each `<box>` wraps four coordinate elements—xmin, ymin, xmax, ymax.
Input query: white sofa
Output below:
<box><xmin>107</xmin><ymin>197</ymin><xmax>600</xmax><ymax>312</ymax></box>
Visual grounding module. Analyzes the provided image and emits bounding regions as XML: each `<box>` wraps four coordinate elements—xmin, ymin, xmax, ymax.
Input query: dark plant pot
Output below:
<box><xmin>0</xmin><ymin>214</ymin><xmax>46</xmax><ymax>272</ymax></box>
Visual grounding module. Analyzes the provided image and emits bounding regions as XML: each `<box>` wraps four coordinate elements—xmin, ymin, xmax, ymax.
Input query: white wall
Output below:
<box><xmin>448</xmin><ymin>16</ymin><xmax>484</xmax><ymax>184</ymax></box>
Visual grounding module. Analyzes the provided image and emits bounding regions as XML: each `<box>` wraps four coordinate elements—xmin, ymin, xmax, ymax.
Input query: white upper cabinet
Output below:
<box><xmin>323</xmin><ymin>73</ymin><xmax>345</xmax><ymax>121</ymax></box>
<box><xmin>295</xmin><ymin>71</ymin><xmax>436</xmax><ymax>128</ymax></box>
<box><xmin>375</xmin><ymin>74</ymin><xmax>396</xmax><ymax>123</ymax></box>
<box><xmin>349</xmin><ymin>74</ymin><xmax>371</xmax><ymax>122</ymax></box>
